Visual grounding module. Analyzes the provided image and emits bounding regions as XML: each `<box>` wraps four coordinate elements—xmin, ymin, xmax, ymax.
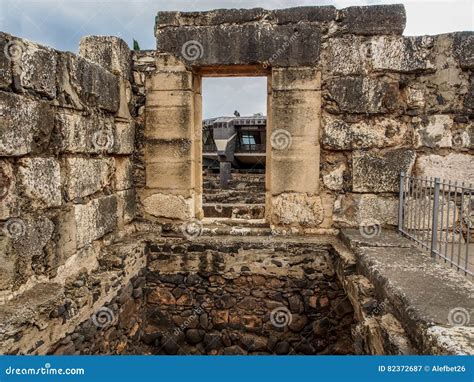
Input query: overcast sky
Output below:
<box><xmin>1</xmin><ymin>0</ymin><xmax>472</xmax><ymax>118</ymax></box>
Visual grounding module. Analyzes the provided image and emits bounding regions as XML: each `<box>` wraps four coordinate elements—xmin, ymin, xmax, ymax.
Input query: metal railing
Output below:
<box><xmin>235</xmin><ymin>143</ymin><xmax>266</xmax><ymax>153</ymax></box>
<box><xmin>398</xmin><ymin>172</ymin><xmax>473</xmax><ymax>278</ymax></box>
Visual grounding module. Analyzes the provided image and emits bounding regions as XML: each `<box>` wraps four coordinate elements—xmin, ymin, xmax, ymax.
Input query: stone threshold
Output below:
<box><xmin>339</xmin><ymin>228</ymin><xmax>474</xmax><ymax>355</ymax></box>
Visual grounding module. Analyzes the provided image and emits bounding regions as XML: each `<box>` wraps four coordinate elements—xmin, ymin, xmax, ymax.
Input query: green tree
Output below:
<box><xmin>133</xmin><ymin>39</ymin><xmax>140</xmax><ymax>51</ymax></box>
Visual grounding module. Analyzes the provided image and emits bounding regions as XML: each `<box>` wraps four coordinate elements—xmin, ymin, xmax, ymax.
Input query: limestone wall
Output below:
<box><xmin>152</xmin><ymin>4</ymin><xmax>473</xmax><ymax>231</ymax></box>
<box><xmin>0</xmin><ymin>33</ymin><xmax>144</xmax><ymax>354</ymax></box>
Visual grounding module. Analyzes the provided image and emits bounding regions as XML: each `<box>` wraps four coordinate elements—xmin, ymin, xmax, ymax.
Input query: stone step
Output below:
<box><xmin>201</xmin><ymin>224</ymin><xmax>272</xmax><ymax>236</ymax></box>
<box><xmin>203</xmin><ymin>203</ymin><xmax>265</xmax><ymax>219</ymax></box>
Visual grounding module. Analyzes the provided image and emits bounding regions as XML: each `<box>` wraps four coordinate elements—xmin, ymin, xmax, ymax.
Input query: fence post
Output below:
<box><xmin>430</xmin><ymin>178</ymin><xmax>441</xmax><ymax>259</ymax></box>
<box><xmin>398</xmin><ymin>172</ymin><xmax>405</xmax><ymax>232</ymax></box>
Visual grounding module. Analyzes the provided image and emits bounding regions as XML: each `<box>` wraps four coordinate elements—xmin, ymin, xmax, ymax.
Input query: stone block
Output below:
<box><xmin>57</xmin><ymin>52</ymin><xmax>120</xmax><ymax>112</ymax></box>
<box><xmin>145</xmin><ymin>106</ymin><xmax>194</xmax><ymax>140</ymax></box>
<box><xmin>145</xmin><ymin>139</ymin><xmax>192</xmax><ymax>163</ymax></box>
<box><xmin>453</xmin><ymin>32</ymin><xmax>474</xmax><ymax>70</ymax></box>
<box><xmin>413</xmin><ymin>115</ymin><xmax>453</xmax><ymax>148</ymax></box>
<box><xmin>15</xmin><ymin>37</ymin><xmax>58</xmax><ymax>98</ymax></box>
<box><xmin>18</xmin><ymin>158</ymin><xmax>61</xmax><ymax>207</ymax></box>
<box><xmin>79</xmin><ymin>35</ymin><xmax>132</xmax><ymax>79</ymax></box>
<box><xmin>326</xmin><ymin>36</ymin><xmax>368</xmax><ymax>75</ymax></box>
<box><xmin>0</xmin><ymin>92</ymin><xmax>54</xmax><ymax>156</ymax></box>
<box><xmin>117</xmin><ymin>189</ymin><xmax>136</xmax><ymax>226</ymax></box>
<box><xmin>65</xmin><ymin>157</ymin><xmax>113</xmax><ymax>200</ymax></box>
<box><xmin>371</xmin><ymin>36</ymin><xmax>435</xmax><ymax>73</ymax></box>
<box><xmin>0</xmin><ymin>33</ymin><xmax>12</xmax><ymax>88</ymax></box>
<box><xmin>326</xmin><ymin>76</ymin><xmax>400</xmax><ymax>114</ymax></box>
<box><xmin>0</xmin><ymin>160</ymin><xmax>16</xmax><ymax>220</ymax></box>
<box><xmin>352</xmin><ymin>149</ymin><xmax>416</xmax><ymax>193</ymax></box>
<box><xmin>141</xmin><ymin>192</ymin><xmax>194</xmax><ymax>220</ymax></box>
<box><xmin>271</xmin><ymin>67</ymin><xmax>321</xmax><ymax>91</ymax></box>
<box><xmin>333</xmin><ymin>193</ymin><xmax>398</xmax><ymax>227</ymax></box>
<box><xmin>146</xmin><ymin>89</ymin><xmax>194</xmax><ymax>109</ymax></box>
<box><xmin>146</xmin><ymin>160</ymin><xmax>195</xmax><ymax>191</ymax></box>
<box><xmin>270</xmin><ymin>151</ymin><xmax>320</xmax><ymax>195</ymax></box>
<box><xmin>415</xmin><ymin>153</ymin><xmax>474</xmax><ymax>184</ymax></box>
<box><xmin>339</xmin><ymin>4</ymin><xmax>406</xmax><ymax>35</ymax></box>
<box><xmin>271</xmin><ymin>193</ymin><xmax>324</xmax><ymax>227</ymax></box>
<box><xmin>156</xmin><ymin>23</ymin><xmax>321</xmax><ymax>67</ymax></box>
<box><xmin>116</xmin><ymin>78</ymin><xmax>132</xmax><ymax>120</ymax></box>
<box><xmin>322</xmin><ymin>115</ymin><xmax>407</xmax><ymax>150</ymax></box>
<box><xmin>271</xmin><ymin>90</ymin><xmax>321</xmax><ymax>138</ymax></box>
<box><xmin>146</xmin><ymin>71</ymin><xmax>193</xmax><ymax>92</ymax></box>
<box><xmin>74</xmin><ymin>195</ymin><xmax>118</xmax><ymax>248</ymax></box>
<box><xmin>271</xmin><ymin>6</ymin><xmax>336</xmax><ymax>24</ymax></box>
<box><xmin>114</xmin><ymin>120</ymin><xmax>135</xmax><ymax>154</ymax></box>
<box><xmin>1</xmin><ymin>216</ymin><xmax>55</xmax><ymax>289</ymax></box>
<box><xmin>54</xmin><ymin>111</ymin><xmax>115</xmax><ymax>154</ymax></box>
<box><xmin>115</xmin><ymin>157</ymin><xmax>133</xmax><ymax>191</ymax></box>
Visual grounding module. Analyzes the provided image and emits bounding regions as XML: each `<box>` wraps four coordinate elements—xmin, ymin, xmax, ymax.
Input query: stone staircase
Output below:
<box><xmin>203</xmin><ymin>172</ymin><xmax>266</xmax><ymax>220</ymax></box>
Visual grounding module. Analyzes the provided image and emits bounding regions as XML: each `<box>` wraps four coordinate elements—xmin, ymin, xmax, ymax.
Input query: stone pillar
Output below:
<box><xmin>141</xmin><ymin>54</ymin><xmax>199</xmax><ymax>221</ymax></box>
<box><xmin>219</xmin><ymin>162</ymin><xmax>232</xmax><ymax>188</ymax></box>
<box><xmin>268</xmin><ymin>68</ymin><xmax>323</xmax><ymax>228</ymax></box>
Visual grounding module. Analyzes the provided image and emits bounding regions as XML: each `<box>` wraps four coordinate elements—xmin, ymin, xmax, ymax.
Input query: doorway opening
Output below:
<box><xmin>201</xmin><ymin>76</ymin><xmax>267</xmax><ymax>221</ymax></box>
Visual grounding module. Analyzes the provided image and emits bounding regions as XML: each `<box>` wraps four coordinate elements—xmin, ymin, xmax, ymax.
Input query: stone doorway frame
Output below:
<box><xmin>142</xmin><ymin>53</ymin><xmax>321</xmax><ymax>227</ymax></box>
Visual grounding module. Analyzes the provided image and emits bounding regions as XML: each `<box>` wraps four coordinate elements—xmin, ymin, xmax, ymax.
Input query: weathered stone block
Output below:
<box><xmin>146</xmin><ymin>160</ymin><xmax>195</xmax><ymax>191</ymax></box>
<box><xmin>114</xmin><ymin>121</ymin><xmax>135</xmax><ymax>154</ymax></box>
<box><xmin>74</xmin><ymin>195</ymin><xmax>118</xmax><ymax>248</ymax></box>
<box><xmin>333</xmin><ymin>193</ymin><xmax>398</xmax><ymax>227</ymax></box>
<box><xmin>413</xmin><ymin>115</ymin><xmax>453</xmax><ymax>148</ymax></box>
<box><xmin>322</xmin><ymin>115</ymin><xmax>407</xmax><ymax>150</ymax></box>
<box><xmin>0</xmin><ymin>160</ymin><xmax>16</xmax><ymax>220</ymax></box>
<box><xmin>16</xmin><ymin>38</ymin><xmax>58</xmax><ymax>98</ymax></box>
<box><xmin>115</xmin><ymin>157</ymin><xmax>133</xmax><ymax>191</ymax></box>
<box><xmin>415</xmin><ymin>153</ymin><xmax>474</xmax><ymax>183</ymax></box>
<box><xmin>271</xmin><ymin>90</ymin><xmax>321</xmax><ymax>138</ymax></box>
<box><xmin>339</xmin><ymin>4</ymin><xmax>406</xmax><ymax>36</ymax></box>
<box><xmin>272</xmin><ymin>6</ymin><xmax>336</xmax><ymax>24</ymax></box>
<box><xmin>352</xmin><ymin>149</ymin><xmax>416</xmax><ymax>193</ymax></box>
<box><xmin>325</xmin><ymin>77</ymin><xmax>400</xmax><ymax>114</ymax></box>
<box><xmin>65</xmin><ymin>157</ymin><xmax>113</xmax><ymax>200</ymax></box>
<box><xmin>453</xmin><ymin>32</ymin><xmax>474</xmax><ymax>70</ymax></box>
<box><xmin>57</xmin><ymin>52</ymin><xmax>120</xmax><ymax>112</ymax></box>
<box><xmin>117</xmin><ymin>189</ymin><xmax>136</xmax><ymax>226</ymax></box>
<box><xmin>146</xmin><ymin>71</ymin><xmax>193</xmax><ymax>92</ymax></box>
<box><xmin>326</xmin><ymin>36</ymin><xmax>368</xmax><ymax>75</ymax></box>
<box><xmin>156</xmin><ymin>23</ymin><xmax>321</xmax><ymax>67</ymax></box>
<box><xmin>271</xmin><ymin>153</ymin><xmax>320</xmax><ymax>196</ymax></box>
<box><xmin>0</xmin><ymin>92</ymin><xmax>54</xmax><ymax>156</ymax></box>
<box><xmin>145</xmin><ymin>106</ymin><xmax>194</xmax><ymax>140</ymax></box>
<box><xmin>55</xmin><ymin>111</ymin><xmax>115</xmax><ymax>154</ymax></box>
<box><xmin>271</xmin><ymin>68</ymin><xmax>321</xmax><ymax>91</ymax></box>
<box><xmin>271</xmin><ymin>193</ymin><xmax>324</xmax><ymax>227</ymax></box>
<box><xmin>371</xmin><ymin>36</ymin><xmax>435</xmax><ymax>73</ymax></box>
<box><xmin>0</xmin><ymin>33</ymin><xmax>12</xmax><ymax>88</ymax></box>
<box><xmin>141</xmin><ymin>192</ymin><xmax>194</xmax><ymax>220</ymax></box>
<box><xmin>79</xmin><ymin>36</ymin><xmax>132</xmax><ymax>79</ymax></box>
<box><xmin>18</xmin><ymin>158</ymin><xmax>61</xmax><ymax>207</ymax></box>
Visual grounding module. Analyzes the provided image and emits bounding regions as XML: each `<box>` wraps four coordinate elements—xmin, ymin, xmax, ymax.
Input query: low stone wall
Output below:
<box><xmin>143</xmin><ymin>238</ymin><xmax>354</xmax><ymax>355</ymax></box>
<box><xmin>0</xmin><ymin>32</ymin><xmax>142</xmax><ymax>354</ymax></box>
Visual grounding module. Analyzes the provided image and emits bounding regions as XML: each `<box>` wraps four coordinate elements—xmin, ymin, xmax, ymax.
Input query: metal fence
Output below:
<box><xmin>398</xmin><ymin>172</ymin><xmax>473</xmax><ymax>278</ymax></box>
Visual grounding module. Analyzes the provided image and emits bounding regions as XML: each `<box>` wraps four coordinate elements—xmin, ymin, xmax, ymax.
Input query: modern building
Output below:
<box><xmin>202</xmin><ymin>116</ymin><xmax>266</xmax><ymax>186</ymax></box>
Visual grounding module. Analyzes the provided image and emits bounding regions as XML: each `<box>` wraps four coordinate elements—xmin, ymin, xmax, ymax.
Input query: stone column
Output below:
<box><xmin>141</xmin><ymin>54</ymin><xmax>199</xmax><ymax>221</ymax></box>
<box><xmin>268</xmin><ymin>68</ymin><xmax>323</xmax><ymax>228</ymax></box>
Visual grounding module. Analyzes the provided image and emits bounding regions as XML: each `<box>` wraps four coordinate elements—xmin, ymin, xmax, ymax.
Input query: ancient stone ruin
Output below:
<box><xmin>0</xmin><ymin>4</ymin><xmax>472</xmax><ymax>355</ymax></box>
